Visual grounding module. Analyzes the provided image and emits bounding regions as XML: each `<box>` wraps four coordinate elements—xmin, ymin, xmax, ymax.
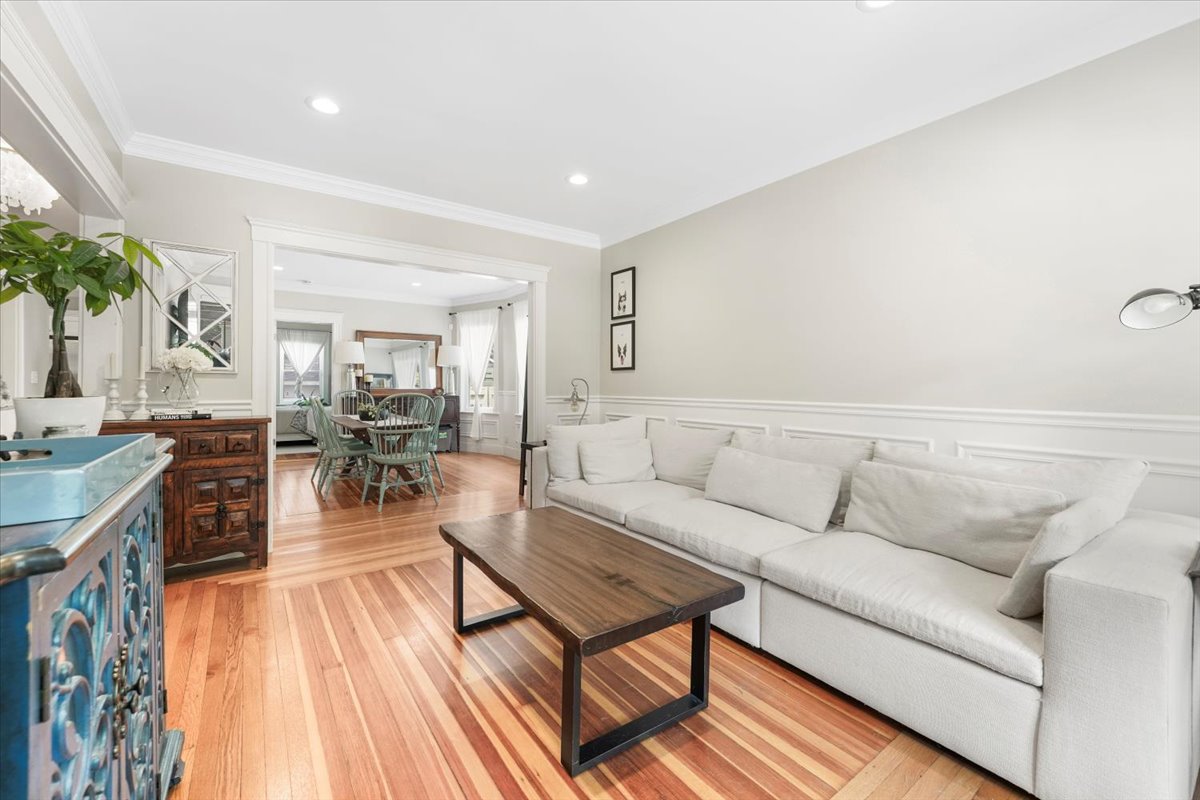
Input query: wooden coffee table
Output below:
<box><xmin>439</xmin><ymin>507</ymin><xmax>745</xmax><ymax>776</ymax></box>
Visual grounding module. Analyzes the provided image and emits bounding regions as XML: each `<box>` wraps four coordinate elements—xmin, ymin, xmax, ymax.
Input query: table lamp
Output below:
<box><xmin>437</xmin><ymin>345</ymin><xmax>464</xmax><ymax>395</ymax></box>
<box><xmin>334</xmin><ymin>340</ymin><xmax>366</xmax><ymax>390</ymax></box>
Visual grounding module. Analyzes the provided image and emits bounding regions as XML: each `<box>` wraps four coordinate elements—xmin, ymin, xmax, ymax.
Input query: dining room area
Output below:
<box><xmin>271</xmin><ymin>246</ymin><xmax>532</xmax><ymax>530</ymax></box>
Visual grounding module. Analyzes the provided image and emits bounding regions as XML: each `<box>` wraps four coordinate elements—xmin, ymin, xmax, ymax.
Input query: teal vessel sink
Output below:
<box><xmin>0</xmin><ymin>434</ymin><xmax>158</xmax><ymax>526</ymax></box>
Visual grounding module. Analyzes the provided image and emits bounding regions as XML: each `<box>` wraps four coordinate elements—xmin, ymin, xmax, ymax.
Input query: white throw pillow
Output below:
<box><xmin>732</xmin><ymin>430</ymin><xmax>874</xmax><ymax>525</ymax></box>
<box><xmin>648</xmin><ymin>421</ymin><xmax>733</xmax><ymax>490</ymax></box>
<box><xmin>872</xmin><ymin>441</ymin><xmax>1148</xmax><ymax>515</ymax></box>
<box><xmin>578</xmin><ymin>439</ymin><xmax>656</xmax><ymax>485</ymax></box>
<box><xmin>996</xmin><ymin>497</ymin><xmax>1125</xmax><ymax>619</ymax></box>
<box><xmin>844</xmin><ymin>461</ymin><xmax>1066</xmax><ymax>576</ymax></box>
<box><xmin>545</xmin><ymin>415</ymin><xmax>646</xmax><ymax>484</ymax></box>
<box><xmin>705</xmin><ymin>447</ymin><xmax>842</xmax><ymax>532</ymax></box>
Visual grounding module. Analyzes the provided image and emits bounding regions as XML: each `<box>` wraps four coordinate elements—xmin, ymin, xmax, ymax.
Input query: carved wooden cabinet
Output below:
<box><xmin>100</xmin><ymin>417</ymin><xmax>270</xmax><ymax>569</ymax></box>
<box><xmin>0</xmin><ymin>441</ymin><xmax>182</xmax><ymax>799</ymax></box>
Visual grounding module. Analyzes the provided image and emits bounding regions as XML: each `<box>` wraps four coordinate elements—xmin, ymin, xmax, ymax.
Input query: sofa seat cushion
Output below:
<box><xmin>626</xmin><ymin>498</ymin><xmax>820</xmax><ymax>576</ymax></box>
<box><xmin>546</xmin><ymin>479</ymin><xmax>701</xmax><ymax>525</ymax></box>
<box><xmin>760</xmin><ymin>532</ymin><xmax>1044</xmax><ymax>685</ymax></box>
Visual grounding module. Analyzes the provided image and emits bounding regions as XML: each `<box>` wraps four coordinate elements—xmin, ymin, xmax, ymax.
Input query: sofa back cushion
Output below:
<box><xmin>996</xmin><ymin>497</ymin><xmax>1125</xmax><ymax>618</ymax></box>
<box><xmin>648</xmin><ymin>421</ymin><xmax>733</xmax><ymax>490</ymax></box>
<box><xmin>872</xmin><ymin>442</ymin><xmax>1148</xmax><ymax>514</ymax></box>
<box><xmin>845</xmin><ymin>461</ymin><xmax>1066</xmax><ymax>576</ymax></box>
<box><xmin>705</xmin><ymin>447</ymin><xmax>842</xmax><ymax>532</ymax></box>
<box><xmin>578</xmin><ymin>439</ymin><xmax>656</xmax><ymax>485</ymax></box>
<box><xmin>546</xmin><ymin>415</ymin><xmax>646</xmax><ymax>484</ymax></box>
<box><xmin>732</xmin><ymin>430</ymin><xmax>874</xmax><ymax>524</ymax></box>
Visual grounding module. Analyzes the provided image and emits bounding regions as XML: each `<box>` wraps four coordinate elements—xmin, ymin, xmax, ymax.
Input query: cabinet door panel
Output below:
<box><xmin>181</xmin><ymin>466</ymin><xmax>258</xmax><ymax>557</ymax></box>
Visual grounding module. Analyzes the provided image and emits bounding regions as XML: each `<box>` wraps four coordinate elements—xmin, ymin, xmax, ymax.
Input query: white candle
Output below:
<box><xmin>139</xmin><ymin>345</ymin><xmax>148</xmax><ymax>376</ymax></box>
<box><xmin>108</xmin><ymin>353</ymin><xmax>118</xmax><ymax>380</ymax></box>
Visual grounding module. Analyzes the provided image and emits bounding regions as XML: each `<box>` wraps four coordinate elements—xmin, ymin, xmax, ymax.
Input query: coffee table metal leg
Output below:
<box><xmin>561</xmin><ymin>613</ymin><xmax>711</xmax><ymax>776</ymax></box>
<box><xmin>452</xmin><ymin>551</ymin><xmax>526</xmax><ymax>634</ymax></box>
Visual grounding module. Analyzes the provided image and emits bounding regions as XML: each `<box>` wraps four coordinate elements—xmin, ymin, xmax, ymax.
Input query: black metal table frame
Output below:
<box><xmin>451</xmin><ymin>551</ymin><xmax>711</xmax><ymax>776</ymax></box>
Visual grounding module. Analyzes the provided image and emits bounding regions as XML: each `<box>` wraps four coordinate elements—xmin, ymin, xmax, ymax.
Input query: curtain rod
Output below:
<box><xmin>447</xmin><ymin>302</ymin><xmax>512</xmax><ymax>317</ymax></box>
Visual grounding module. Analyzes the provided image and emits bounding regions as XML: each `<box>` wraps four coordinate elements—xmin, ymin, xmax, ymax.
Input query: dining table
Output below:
<box><xmin>331</xmin><ymin>414</ymin><xmax>427</xmax><ymax>496</ymax></box>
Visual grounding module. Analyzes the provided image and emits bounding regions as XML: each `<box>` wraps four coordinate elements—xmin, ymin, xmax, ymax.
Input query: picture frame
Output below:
<box><xmin>610</xmin><ymin>321</ymin><xmax>635</xmax><ymax>370</ymax></box>
<box><xmin>610</xmin><ymin>266</ymin><xmax>636</xmax><ymax>319</ymax></box>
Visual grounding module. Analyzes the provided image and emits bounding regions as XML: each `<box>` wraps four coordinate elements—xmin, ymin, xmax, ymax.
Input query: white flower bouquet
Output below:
<box><xmin>157</xmin><ymin>345</ymin><xmax>213</xmax><ymax>407</ymax></box>
<box><xmin>157</xmin><ymin>345</ymin><xmax>214</xmax><ymax>373</ymax></box>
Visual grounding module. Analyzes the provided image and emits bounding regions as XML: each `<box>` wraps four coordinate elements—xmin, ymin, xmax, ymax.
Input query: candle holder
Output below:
<box><xmin>129</xmin><ymin>378</ymin><xmax>152</xmax><ymax>421</ymax></box>
<box><xmin>103</xmin><ymin>377</ymin><xmax>127</xmax><ymax>421</ymax></box>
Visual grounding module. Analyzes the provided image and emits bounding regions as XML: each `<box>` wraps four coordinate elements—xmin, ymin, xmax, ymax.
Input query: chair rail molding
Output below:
<box><xmin>595</xmin><ymin>394</ymin><xmax>1200</xmax><ymax>517</ymax></box>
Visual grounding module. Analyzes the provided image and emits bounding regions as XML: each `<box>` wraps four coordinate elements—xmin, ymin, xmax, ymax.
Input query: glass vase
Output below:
<box><xmin>163</xmin><ymin>369</ymin><xmax>200</xmax><ymax>409</ymax></box>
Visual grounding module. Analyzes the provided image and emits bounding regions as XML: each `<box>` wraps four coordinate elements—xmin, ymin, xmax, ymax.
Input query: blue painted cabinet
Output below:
<box><xmin>1</xmin><ymin>445</ymin><xmax>182</xmax><ymax>799</ymax></box>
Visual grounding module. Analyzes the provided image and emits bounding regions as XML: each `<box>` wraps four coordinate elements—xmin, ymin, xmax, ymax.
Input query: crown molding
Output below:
<box><xmin>38</xmin><ymin>0</ymin><xmax>133</xmax><ymax>147</ymax></box>
<box><xmin>128</xmin><ymin>133</ymin><xmax>602</xmax><ymax>249</ymax></box>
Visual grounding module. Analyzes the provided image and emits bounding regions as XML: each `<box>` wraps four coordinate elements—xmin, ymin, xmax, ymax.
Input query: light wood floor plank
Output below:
<box><xmin>163</xmin><ymin>452</ymin><xmax>1032</xmax><ymax>800</ymax></box>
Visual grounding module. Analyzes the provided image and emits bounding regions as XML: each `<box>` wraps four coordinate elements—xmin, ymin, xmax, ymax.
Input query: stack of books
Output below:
<box><xmin>149</xmin><ymin>408</ymin><xmax>213</xmax><ymax>421</ymax></box>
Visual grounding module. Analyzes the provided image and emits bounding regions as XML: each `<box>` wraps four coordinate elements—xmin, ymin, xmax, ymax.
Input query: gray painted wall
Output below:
<box><xmin>600</xmin><ymin>23</ymin><xmax>1200</xmax><ymax>416</ymax></box>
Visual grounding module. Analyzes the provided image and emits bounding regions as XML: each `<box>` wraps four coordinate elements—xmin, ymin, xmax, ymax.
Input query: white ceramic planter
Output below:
<box><xmin>14</xmin><ymin>396</ymin><xmax>107</xmax><ymax>438</ymax></box>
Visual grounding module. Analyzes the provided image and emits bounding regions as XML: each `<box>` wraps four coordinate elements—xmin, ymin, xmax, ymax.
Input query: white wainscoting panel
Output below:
<box><xmin>782</xmin><ymin>426</ymin><xmax>935</xmax><ymax>452</ymax></box>
<box><xmin>605</xmin><ymin>412</ymin><xmax>668</xmax><ymax>424</ymax></box>
<box><xmin>676</xmin><ymin>417</ymin><xmax>771</xmax><ymax>435</ymax></box>
<box><xmin>595</xmin><ymin>395</ymin><xmax>1200</xmax><ymax>516</ymax></box>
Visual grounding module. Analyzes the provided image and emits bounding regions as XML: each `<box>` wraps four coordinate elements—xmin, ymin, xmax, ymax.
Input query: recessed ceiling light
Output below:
<box><xmin>411</xmin><ymin>282</ymin><xmax>422</xmax><ymax>287</ymax></box>
<box><xmin>272</xmin><ymin>265</ymin><xmax>284</xmax><ymax>271</ymax></box>
<box><xmin>855</xmin><ymin>0</ymin><xmax>895</xmax><ymax>10</ymax></box>
<box><xmin>306</xmin><ymin>96</ymin><xmax>340</xmax><ymax>115</ymax></box>
<box><xmin>567</xmin><ymin>173</ymin><xmax>589</xmax><ymax>186</ymax></box>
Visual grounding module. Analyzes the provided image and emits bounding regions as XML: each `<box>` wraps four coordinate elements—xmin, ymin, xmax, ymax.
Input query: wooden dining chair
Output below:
<box><xmin>428</xmin><ymin>393</ymin><xmax>446</xmax><ymax>489</ymax></box>
<box><xmin>332</xmin><ymin>389</ymin><xmax>375</xmax><ymax>417</ymax></box>
<box><xmin>312</xmin><ymin>403</ymin><xmax>372</xmax><ymax>500</ymax></box>
<box><xmin>360</xmin><ymin>394</ymin><xmax>439</xmax><ymax>510</ymax></box>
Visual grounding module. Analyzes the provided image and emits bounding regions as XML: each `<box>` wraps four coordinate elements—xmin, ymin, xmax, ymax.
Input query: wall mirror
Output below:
<box><xmin>147</xmin><ymin>241</ymin><xmax>237</xmax><ymax>371</ymax></box>
<box><xmin>357</xmin><ymin>330</ymin><xmax>442</xmax><ymax>391</ymax></box>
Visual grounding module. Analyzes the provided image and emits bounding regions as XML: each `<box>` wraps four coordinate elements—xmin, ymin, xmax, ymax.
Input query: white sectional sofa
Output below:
<box><xmin>529</xmin><ymin>417</ymin><xmax>1200</xmax><ymax>800</ymax></box>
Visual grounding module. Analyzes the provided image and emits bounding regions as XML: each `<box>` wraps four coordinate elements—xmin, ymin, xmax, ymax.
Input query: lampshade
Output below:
<box><xmin>1119</xmin><ymin>285</ymin><xmax>1200</xmax><ymax>330</ymax></box>
<box><xmin>333</xmin><ymin>340</ymin><xmax>366</xmax><ymax>364</ymax></box>
<box><xmin>436</xmin><ymin>345</ymin><xmax>464</xmax><ymax>367</ymax></box>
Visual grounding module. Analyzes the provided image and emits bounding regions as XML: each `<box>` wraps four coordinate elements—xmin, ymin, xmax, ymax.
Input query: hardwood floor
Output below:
<box><xmin>164</xmin><ymin>452</ymin><xmax>1032</xmax><ymax>800</ymax></box>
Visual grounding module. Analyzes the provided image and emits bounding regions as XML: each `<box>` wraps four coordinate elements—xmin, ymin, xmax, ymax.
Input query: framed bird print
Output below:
<box><xmin>610</xmin><ymin>266</ymin><xmax>635</xmax><ymax>319</ymax></box>
<box><xmin>610</xmin><ymin>321</ymin><xmax>635</xmax><ymax>370</ymax></box>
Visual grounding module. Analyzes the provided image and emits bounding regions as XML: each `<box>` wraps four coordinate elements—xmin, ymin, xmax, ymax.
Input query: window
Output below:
<box><xmin>277</xmin><ymin>324</ymin><xmax>331</xmax><ymax>404</ymax></box>
<box><xmin>471</xmin><ymin>343</ymin><xmax>497</xmax><ymax>410</ymax></box>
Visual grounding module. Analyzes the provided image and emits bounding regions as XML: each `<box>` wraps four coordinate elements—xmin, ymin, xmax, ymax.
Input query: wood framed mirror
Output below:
<box><xmin>356</xmin><ymin>330</ymin><xmax>443</xmax><ymax>394</ymax></box>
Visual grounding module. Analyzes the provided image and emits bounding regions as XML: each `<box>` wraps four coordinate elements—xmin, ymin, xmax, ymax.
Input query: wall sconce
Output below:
<box><xmin>568</xmin><ymin>378</ymin><xmax>590</xmax><ymax>426</ymax></box>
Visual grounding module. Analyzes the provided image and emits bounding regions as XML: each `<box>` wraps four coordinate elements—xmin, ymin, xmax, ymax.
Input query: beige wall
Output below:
<box><xmin>118</xmin><ymin>157</ymin><xmax>601</xmax><ymax>409</ymax></box>
<box><xmin>600</xmin><ymin>23</ymin><xmax>1200</xmax><ymax>416</ymax></box>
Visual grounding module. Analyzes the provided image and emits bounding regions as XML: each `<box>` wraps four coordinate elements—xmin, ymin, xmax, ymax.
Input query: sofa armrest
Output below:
<box><xmin>530</xmin><ymin>446</ymin><xmax>550</xmax><ymax>508</ymax></box>
<box><xmin>1037</xmin><ymin>510</ymin><xmax>1200</xmax><ymax>800</ymax></box>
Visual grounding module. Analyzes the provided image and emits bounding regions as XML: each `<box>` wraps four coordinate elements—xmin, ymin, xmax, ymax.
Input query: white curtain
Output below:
<box><xmin>278</xmin><ymin>328</ymin><xmax>327</xmax><ymax>399</ymax></box>
<box><xmin>513</xmin><ymin>298</ymin><xmax>529</xmax><ymax>414</ymax></box>
<box><xmin>457</xmin><ymin>308</ymin><xmax>499</xmax><ymax>440</ymax></box>
<box><xmin>390</xmin><ymin>348</ymin><xmax>422</xmax><ymax>389</ymax></box>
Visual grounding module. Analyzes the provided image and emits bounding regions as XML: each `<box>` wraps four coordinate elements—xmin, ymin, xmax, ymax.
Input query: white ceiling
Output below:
<box><xmin>63</xmin><ymin>0</ymin><xmax>1200</xmax><ymax>245</ymax></box>
<box><xmin>272</xmin><ymin>247</ymin><xmax>525</xmax><ymax>306</ymax></box>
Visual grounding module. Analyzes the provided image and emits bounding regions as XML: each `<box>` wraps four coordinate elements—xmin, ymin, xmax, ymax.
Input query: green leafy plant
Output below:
<box><xmin>0</xmin><ymin>213</ymin><xmax>161</xmax><ymax>397</ymax></box>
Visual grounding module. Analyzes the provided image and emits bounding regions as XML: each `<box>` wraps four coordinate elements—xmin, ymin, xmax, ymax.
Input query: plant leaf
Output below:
<box><xmin>69</xmin><ymin>241</ymin><xmax>104</xmax><ymax>267</ymax></box>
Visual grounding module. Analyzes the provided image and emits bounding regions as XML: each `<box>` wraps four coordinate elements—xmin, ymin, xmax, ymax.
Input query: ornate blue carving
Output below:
<box><xmin>47</xmin><ymin>554</ymin><xmax>115</xmax><ymax>800</ymax></box>
<box><xmin>121</xmin><ymin>505</ymin><xmax>157</xmax><ymax>800</ymax></box>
